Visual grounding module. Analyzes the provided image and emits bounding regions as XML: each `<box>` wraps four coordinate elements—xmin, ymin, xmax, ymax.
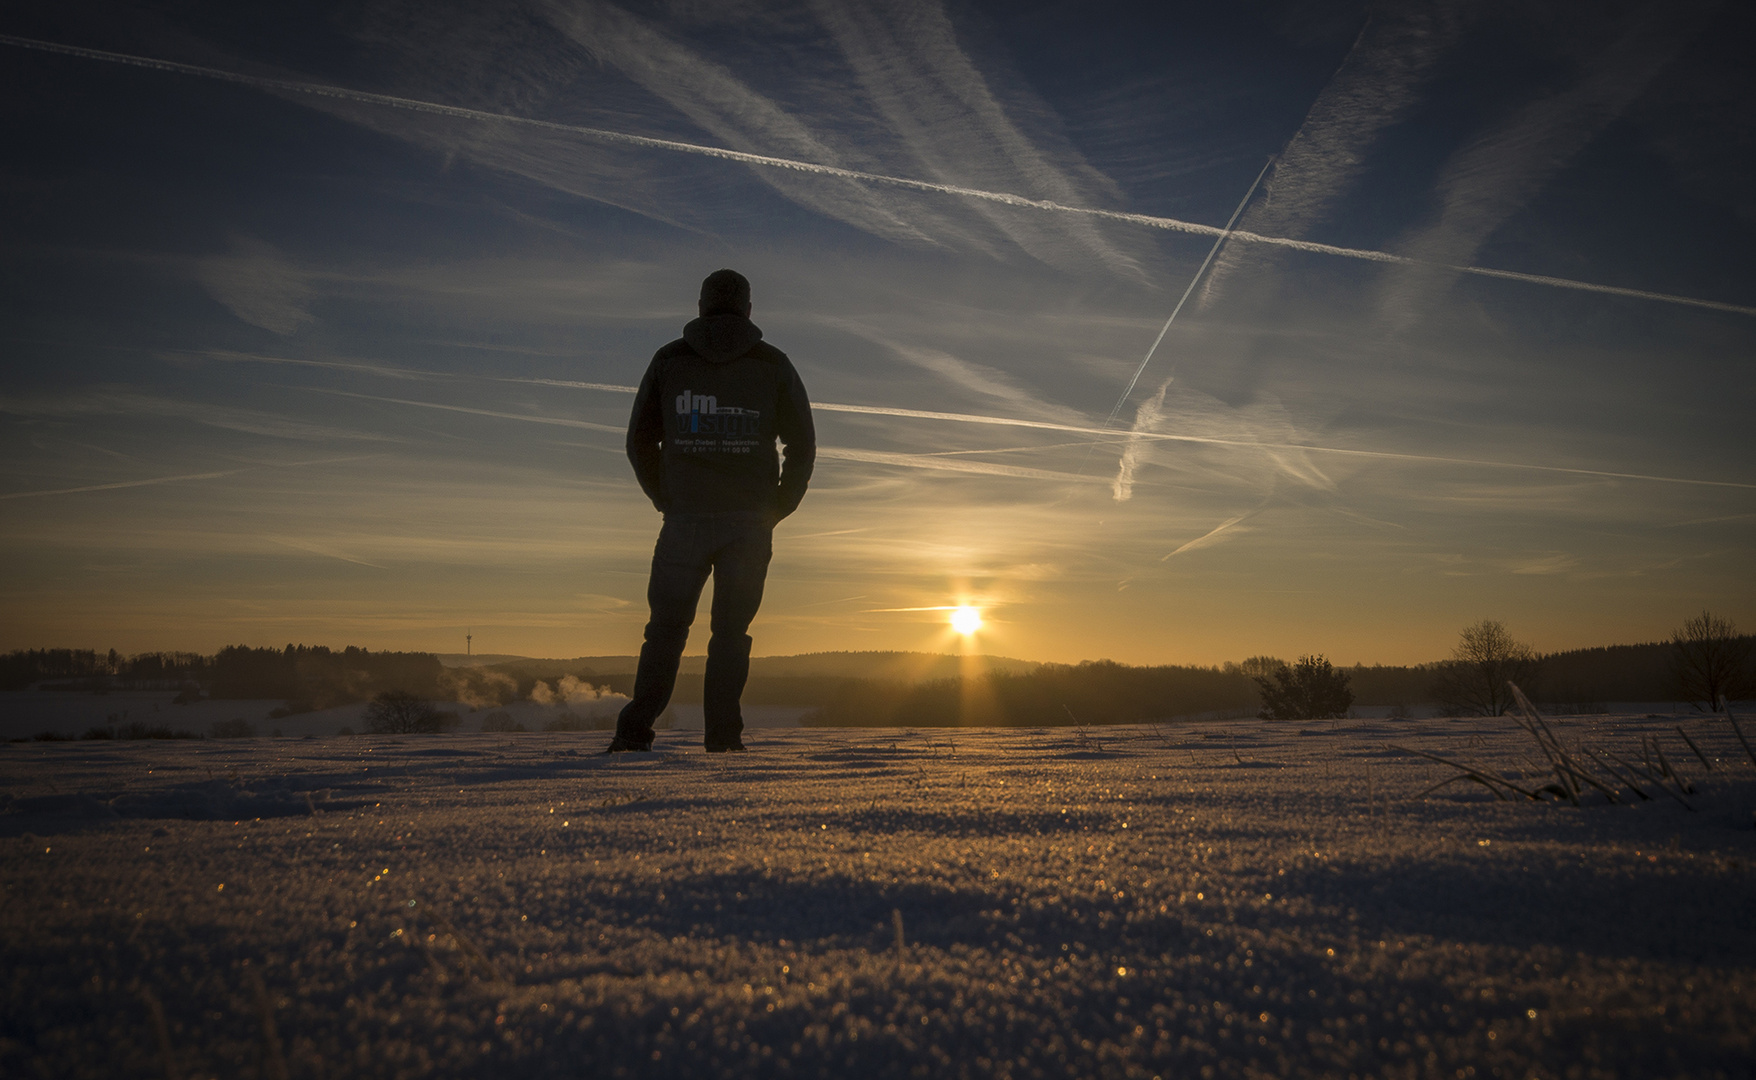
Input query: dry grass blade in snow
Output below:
<box><xmin>1397</xmin><ymin>684</ymin><xmax>1709</xmax><ymax>810</ymax></box>
<box><xmin>245</xmin><ymin>966</ymin><xmax>288</xmax><ymax>1080</ymax></box>
<box><xmin>1727</xmin><ymin>706</ymin><xmax>1756</xmax><ymax>768</ymax></box>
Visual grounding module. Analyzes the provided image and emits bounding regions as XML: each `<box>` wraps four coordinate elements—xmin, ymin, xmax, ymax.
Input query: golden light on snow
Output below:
<box><xmin>951</xmin><ymin>606</ymin><xmax>983</xmax><ymax>635</ymax></box>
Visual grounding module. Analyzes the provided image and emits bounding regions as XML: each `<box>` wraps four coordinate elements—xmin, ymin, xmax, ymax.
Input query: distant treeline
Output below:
<box><xmin>0</xmin><ymin>645</ymin><xmax>444</xmax><ymax>709</ymax></box>
<box><xmin>796</xmin><ymin>641</ymin><xmax>1746</xmax><ymax>727</ymax></box>
<box><xmin>2</xmin><ymin>635</ymin><xmax>1742</xmax><ymax>720</ymax></box>
<box><xmin>1534</xmin><ymin>641</ymin><xmax>1714</xmax><ymax>705</ymax></box>
<box><xmin>802</xmin><ymin>661</ymin><xmax>1258</xmax><ymax>728</ymax></box>
<box><xmin>1315</xmin><ymin>640</ymin><xmax>1742</xmax><ymax>709</ymax></box>
<box><xmin>209</xmin><ymin>646</ymin><xmax>444</xmax><ymax>708</ymax></box>
<box><xmin>0</xmin><ymin>649</ymin><xmax>214</xmax><ymax>691</ymax></box>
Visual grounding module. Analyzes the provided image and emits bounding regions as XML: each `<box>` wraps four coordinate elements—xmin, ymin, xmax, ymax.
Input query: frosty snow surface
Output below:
<box><xmin>3</xmin><ymin>714</ymin><xmax>1752</xmax><ymax>1078</ymax></box>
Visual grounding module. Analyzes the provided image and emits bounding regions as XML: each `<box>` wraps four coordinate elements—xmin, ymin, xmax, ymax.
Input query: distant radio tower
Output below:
<box><xmin>466</xmin><ymin>629</ymin><xmax>472</xmax><ymax>657</ymax></box>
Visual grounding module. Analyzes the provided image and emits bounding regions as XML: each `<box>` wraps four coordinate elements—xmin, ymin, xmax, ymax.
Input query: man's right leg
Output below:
<box><xmin>611</xmin><ymin>517</ymin><xmax>711</xmax><ymax>749</ymax></box>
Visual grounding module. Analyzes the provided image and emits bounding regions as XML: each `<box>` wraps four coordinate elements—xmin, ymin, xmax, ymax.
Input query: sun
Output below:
<box><xmin>950</xmin><ymin>605</ymin><xmax>983</xmax><ymax>635</ymax></box>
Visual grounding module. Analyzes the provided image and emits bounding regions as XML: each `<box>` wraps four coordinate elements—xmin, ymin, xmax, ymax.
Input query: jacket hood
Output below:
<box><xmin>683</xmin><ymin>314</ymin><xmax>764</xmax><ymax>364</ymax></box>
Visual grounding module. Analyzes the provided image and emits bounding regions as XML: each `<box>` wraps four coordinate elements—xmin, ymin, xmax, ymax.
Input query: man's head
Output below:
<box><xmin>699</xmin><ymin>268</ymin><xmax>752</xmax><ymax>318</ymax></box>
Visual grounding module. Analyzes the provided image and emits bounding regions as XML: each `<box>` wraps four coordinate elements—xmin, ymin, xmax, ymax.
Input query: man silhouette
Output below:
<box><xmin>604</xmin><ymin>269</ymin><xmax>816</xmax><ymax>753</ymax></box>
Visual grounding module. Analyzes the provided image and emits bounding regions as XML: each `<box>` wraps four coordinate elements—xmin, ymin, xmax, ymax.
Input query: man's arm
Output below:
<box><xmin>626</xmin><ymin>356</ymin><xmax>667</xmax><ymax>512</ymax></box>
<box><xmin>773</xmin><ymin>359</ymin><xmax>816</xmax><ymax>521</ymax></box>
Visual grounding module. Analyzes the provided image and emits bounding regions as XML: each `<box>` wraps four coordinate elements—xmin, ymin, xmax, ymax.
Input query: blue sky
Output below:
<box><xmin>1</xmin><ymin>0</ymin><xmax>1752</xmax><ymax>664</ymax></box>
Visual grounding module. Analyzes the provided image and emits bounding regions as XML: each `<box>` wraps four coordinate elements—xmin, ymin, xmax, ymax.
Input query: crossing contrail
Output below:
<box><xmin>5</xmin><ymin>33</ymin><xmax>1753</xmax><ymax>318</ymax></box>
<box><xmin>1106</xmin><ymin>156</ymin><xmax>1274</xmax><ymax>425</ymax></box>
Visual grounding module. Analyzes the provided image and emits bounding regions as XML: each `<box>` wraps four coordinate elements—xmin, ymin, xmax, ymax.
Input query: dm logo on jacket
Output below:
<box><xmin>672</xmin><ymin>389</ymin><xmax>763</xmax><ymax>453</ymax></box>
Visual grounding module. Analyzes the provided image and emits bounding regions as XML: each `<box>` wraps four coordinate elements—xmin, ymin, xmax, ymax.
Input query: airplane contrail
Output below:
<box><xmin>181</xmin><ymin>356</ymin><xmax>1756</xmax><ymax>491</ymax></box>
<box><xmin>817</xmin><ymin>446</ymin><xmax>1098</xmax><ymax>484</ymax></box>
<box><xmin>202</xmin><ymin>349</ymin><xmax>441</xmax><ymax>381</ymax></box>
<box><xmin>306</xmin><ymin>387</ymin><xmax>626</xmax><ymax>433</ymax></box>
<box><xmin>5</xmin><ymin>33</ymin><xmax>1753</xmax><ymax>318</ymax></box>
<box><xmin>1106</xmin><ymin>156</ymin><xmax>1274</xmax><ymax>425</ymax></box>
<box><xmin>1101</xmin><ymin>157</ymin><xmax>1269</xmax><ymax>499</ymax></box>
<box><xmin>1161</xmin><ymin>507</ymin><xmax>1263</xmax><ymax>561</ymax></box>
<box><xmin>264</xmin><ymin>536</ymin><xmax>388</xmax><ymax>569</ymax></box>
<box><xmin>0</xmin><ymin>454</ymin><xmax>376</xmax><ymax>500</ymax></box>
<box><xmin>822</xmin><ymin>408</ymin><xmax>1756</xmax><ymax>490</ymax></box>
<box><xmin>502</xmin><ymin>377</ymin><xmax>649</xmax><ymax>395</ymax></box>
<box><xmin>0</xmin><ymin>468</ymin><xmax>247</xmax><ymax>500</ymax></box>
<box><xmin>305</xmin><ymin>382</ymin><xmax>1756</xmax><ymax>490</ymax></box>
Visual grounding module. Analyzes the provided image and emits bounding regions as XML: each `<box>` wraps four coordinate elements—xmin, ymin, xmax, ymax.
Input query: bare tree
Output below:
<box><xmin>1433</xmin><ymin>620</ymin><xmax>1538</xmax><ymax>716</ymax></box>
<box><xmin>364</xmin><ymin>690</ymin><xmax>444</xmax><ymax>734</ymax></box>
<box><xmin>1235</xmin><ymin>656</ymin><xmax>1287</xmax><ymax>680</ymax></box>
<box><xmin>1672</xmin><ymin>611</ymin><xmax>1751</xmax><ymax>711</ymax></box>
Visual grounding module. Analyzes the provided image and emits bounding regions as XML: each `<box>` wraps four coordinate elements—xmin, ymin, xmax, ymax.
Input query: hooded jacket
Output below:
<box><xmin>625</xmin><ymin>313</ymin><xmax>816</xmax><ymax>519</ymax></box>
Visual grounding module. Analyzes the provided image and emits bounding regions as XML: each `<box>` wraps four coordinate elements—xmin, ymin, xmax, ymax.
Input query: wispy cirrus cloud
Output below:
<box><xmin>153</xmin><ymin>349</ymin><xmax>1752</xmax><ymax>494</ymax></box>
<box><xmin>1199</xmin><ymin>2</ymin><xmax>1473</xmax><ymax>309</ymax></box>
<box><xmin>6</xmin><ymin>33</ymin><xmax>1749</xmax><ymax>316</ymax></box>
<box><xmin>2</xmin><ymin>4</ymin><xmax>1750</xmax><ymax>665</ymax></box>
<box><xmin>819</xmin><ymin>318</ymin><xmax>1088</xmax><ymax>427</ymax></box>
<box><xmin>1378</xmin><ymin>3</ymin><xmax>1714</xmax><ymax>327</ymax></box>
<box><xmin>194</xmin><ymin>236</ymin><xmax>315</xmax><ymax>334</ymax></box>
<box><xmin>1111</xmin><ymin>377</ymin><xmax>1170</xmax><ymax>503</ymax></box>
<box><xmin>804</xmin><ymin>0</ymin><xmax>1142</xmax><ymax>277</ymax></box>
<box><xmin>540</xmin><ymin>0</ymin><xmax>937</xmax><ymax>246</ymax></box>
<box><xmin>0</xmin><ymin>388</ymin><xmax>401</xmax><ymax>443</ymax></box>
<box><xmin>1111</xmin><ymin>375</ymin><xmax>1334</xmax><ymax>501</ymax></box>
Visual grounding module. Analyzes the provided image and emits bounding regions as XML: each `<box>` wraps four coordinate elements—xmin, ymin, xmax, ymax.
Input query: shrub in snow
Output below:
<box><xmin>1253</xmin><ymin>655</ymin><xmax>1354</xmax><ymax>720</ymax></box>
<box><xmin>363</xmin><ymin>690</ymin><xmax>446</xmax><ymax>734</ymax></box>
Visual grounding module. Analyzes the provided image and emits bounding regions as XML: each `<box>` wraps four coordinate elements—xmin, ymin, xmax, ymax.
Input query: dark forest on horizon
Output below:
<box><xmin>4</xmin><ymin>632</ymin><xmax>1750</xmax><ymax>726</ymax></box>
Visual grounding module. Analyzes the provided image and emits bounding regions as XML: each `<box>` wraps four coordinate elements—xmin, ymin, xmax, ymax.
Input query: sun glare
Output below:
<box><xmin>951</xmin><ymin>606</ymin><xmax>983</xmax><ymax>635</ymax></box>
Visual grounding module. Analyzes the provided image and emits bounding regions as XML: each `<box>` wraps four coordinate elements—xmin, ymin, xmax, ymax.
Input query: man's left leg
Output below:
<box><xmin>702</xmin><ymin>513</ymin><xmax>773</xmax><ymax>751</ymax></box>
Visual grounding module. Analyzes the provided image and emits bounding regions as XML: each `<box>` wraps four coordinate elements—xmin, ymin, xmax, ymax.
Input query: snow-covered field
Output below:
<box><xmin>2</xmin><ymin>713</ymin><xmax>1752</xmax><ymax>1079</ymax></box>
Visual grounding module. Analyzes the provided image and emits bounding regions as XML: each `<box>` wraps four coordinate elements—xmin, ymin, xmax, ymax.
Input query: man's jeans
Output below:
<box><xmin>615</xmin><ymin>511</ymin><xmax>773</xmax><ymax>749</ymax></box>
